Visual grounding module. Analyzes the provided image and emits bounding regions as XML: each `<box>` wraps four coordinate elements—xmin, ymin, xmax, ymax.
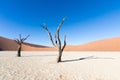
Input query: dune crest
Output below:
<box><xmin>0</xmin><ymin>36</ymin><xmax>120</xmax><ymax>51</ymax></box>
<box><xmin>65</xmin><ymin>37</ymin><xmax>120</xmax><ymax>51</ymax></box>
<box><xmin>0</xmin><ymin>36</ymin><xmax>55</xmax><ymax>51</ymax></box>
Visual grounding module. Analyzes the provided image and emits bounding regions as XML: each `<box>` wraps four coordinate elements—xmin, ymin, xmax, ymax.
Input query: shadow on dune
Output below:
<box><xmin>62</xmin><ymin>56</ymin><xmax>115</xmax><ymax>63</ymax></box>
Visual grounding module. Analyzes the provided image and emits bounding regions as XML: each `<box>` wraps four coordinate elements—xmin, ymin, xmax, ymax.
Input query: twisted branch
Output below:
<box><xmin>42</xmin><ymin>18</ymin><xmax>66</xmax><ymax>62</ymax></box>
<box><xmin>42</xmin><ymin>24</ymin><xmax>56</xmax><ymax>47</ymax></box>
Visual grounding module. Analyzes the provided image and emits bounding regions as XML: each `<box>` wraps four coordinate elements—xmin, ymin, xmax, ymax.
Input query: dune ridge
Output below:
<box><xmin>65</xmin><ymin>37</ymin><xmax>120</xmax><ymax>51</ymax></box>
<box><xmin>0</xmin><ymin>36</ymin><xmax>55</xmax><ymax>51</ymax></box>
<box><xmin>0</xmin><ymin>36</ymin><xmax>120</xmax><ymax>51</ymax></box>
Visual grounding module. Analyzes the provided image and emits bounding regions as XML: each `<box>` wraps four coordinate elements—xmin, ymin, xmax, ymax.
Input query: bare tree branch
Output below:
<box><xmin>15</xmin><ymin>34</ymin><xmax>30</xmax><ymax>57</ymax></box>
<box><xmin>42</xmin><ymin>24</ymin><xmax>56</xmax><ymax>47</ymax></box>
<box><xmin>23</xmin><ymin>35</ymin><xmax>30</xmax><ymax>41</ymax></box>
<box><xmin>61</xmin><ymin>35</ymin><xmax>66</xmax><ymax>52</ymax></box>
<box><xmin>15</xmin><ymin>39</ymin><xmax>19</xmax><ymax>44</ymax></box>
<box><xmin>21</xmin><ymin>38</ymin><xmax>24</xmax><ymax>43</ymax></box>
<box><xmin>55</xmin><ymin>18</ymin><xmax>66</xmax><ymax>49</ymax></box>
<box><xmin>55</xmin><ymin>34</ymin><xmax>58</xmax><ymax>46</ymax></box>
<box><xmin>15</xmin><ymin>39</ymin><xmax>21</xmax><ymax>44</ymax></box>
<box><xmin>42</xmin><ymin>18</ymin><xmax>67</xmax><ymax>62</ymax></box>
<box><xmin>57</xmin><ymin>17</ymin><xmax>66</xmax><ymax>32</ymax></box>
<box><xmin>57</xmin><ymin>31</ymin><xmax>61</xmax><ymax>49</ymax></box>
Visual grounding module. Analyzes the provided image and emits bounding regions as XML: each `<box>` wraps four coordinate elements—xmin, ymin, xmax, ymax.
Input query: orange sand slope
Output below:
<box><xmin>22</xmin><ymin>43</ymin><xmax>55</xmax><ymax>51</ymax></box>
<box><xmin>0</xmin><ymin>36</ymin><xmax>120</xmax><ymax>51</ymax></box>
<box><xmin>0</xmin><ymin>37</ymin><xmax>18</xmax><ymax>51</ymax></box>
<box><xmin>0</xmin><ymin>36</ymin><xmax>55</xmax><ymax>51</ymax></box>
<box><xmin>65</xmin><ymin>37</ymin><xmax>120</xmax><ymax>51</ymax></box>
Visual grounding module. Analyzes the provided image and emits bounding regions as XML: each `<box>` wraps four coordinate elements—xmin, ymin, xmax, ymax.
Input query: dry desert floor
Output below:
<box><xmin>0</xmin><ymin>51</ymin><xmax>120</xmax><ymax>80</ymax></box>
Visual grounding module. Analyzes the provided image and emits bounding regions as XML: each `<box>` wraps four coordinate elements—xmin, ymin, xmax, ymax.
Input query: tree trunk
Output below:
<box><xmin>15</xmin><ymin>34</ymin><xmax>30</xmax><ymax>57</ymax></box>
<box><xmin>57</xmin><ymin>49</ymin><xmax>62</xmax><ymax>63</ymax></box>
<box><xmin>42</xmin><ymin>18</ymin><xmax>66</xmax><ymax>63</ymax></box>
<box><xmin>17</xmin><ymin>45</ymin><xmax>21</xmax><ymax>57</ymax></box>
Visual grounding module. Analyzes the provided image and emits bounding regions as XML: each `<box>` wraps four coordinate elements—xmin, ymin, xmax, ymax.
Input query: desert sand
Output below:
<box><xmin>0</xmin><ymin>51</ymin><xmax>120</xmax><ymax>80</ymax></box>
<box><xmin>0</xmin><ymin>36</ymin><xmax>55</xmax><ymax>51</ymax></box>
<box><xmin>0</xmin><ymin>37</ymin><xmax>18</xmax><ymax>51</ymax></box>
<box><xmin>70</xmin><ymin>37</ymin><xmax>120</xmax><ymax>51</ymax></box>
<box><xmin>22</xmin><ymin>43</ymin><xmax>56</xmax><ymax>51</ymax></box>
<box><xmin>1</xmin><ymin>36</ymin><xmax>120</xmax><ymax>51</ymax></box>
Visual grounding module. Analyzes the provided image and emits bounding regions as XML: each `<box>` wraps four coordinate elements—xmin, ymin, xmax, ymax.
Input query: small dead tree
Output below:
<box><xmin>15</xmin><ymin>34</ymin><xmax>30</xmax><ymax>57</ymax></box>
<box><xmin>42</xmin><ymin>18</ymin><xmax>66</xmax><ymax>63</ymax></box>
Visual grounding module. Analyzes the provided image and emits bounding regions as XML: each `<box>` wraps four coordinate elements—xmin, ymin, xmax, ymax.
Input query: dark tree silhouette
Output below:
<box><xmin>42</xmin><ymin>18</ymin><xmax>66</xmax><ymax>63</ymax></box>
<box><xmin>15</xmin><ymin>34</ymin><xmax>30</xmax><ymax>57</ymax></box>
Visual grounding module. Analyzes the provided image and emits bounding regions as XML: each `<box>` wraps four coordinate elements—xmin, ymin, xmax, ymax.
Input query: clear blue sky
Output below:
<box><xmin>0</xmin><ymin>0</ymin><xmax>120</xmax><ymax>46</ymax></box>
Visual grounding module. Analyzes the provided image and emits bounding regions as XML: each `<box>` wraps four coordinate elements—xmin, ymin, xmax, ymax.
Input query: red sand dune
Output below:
<box><xmin>0</xmin><ymin>36</ymin><xmax>120</xmax><ymax>51</ymax></box>
<box><xmin>65</xmin><ymin>37</ymin><xmax>120</xmax><ymax>51</ymax></box>
<box><xmin>22</xmin><ymin>43</ymin><xmax>55</xmax><ymax>51</ymax></box>
<box><xmin>0</xmin><ymin>37</ymin><xmax>18</xmax><ymax>51</ymax></box>
<box><xmin>0</xmin><ymin>36</ymin><xmax>55</xmax><ymax>51</ymax></box>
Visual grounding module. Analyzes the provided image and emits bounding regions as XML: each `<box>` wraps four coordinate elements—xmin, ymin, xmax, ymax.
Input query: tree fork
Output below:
<box><xmin>42</xmin><ymin>18</ymin><xmax>66</xmax><ymax>63</ymax></box>
<box><xmin>15</xmin><ymin>34</ymin><xmax>30</xmax><ymax>57</ymax></box>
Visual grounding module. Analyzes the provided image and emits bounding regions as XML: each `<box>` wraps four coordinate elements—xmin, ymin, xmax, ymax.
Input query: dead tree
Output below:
<box><xmin>42</xmin><ymin>18</ymin><xmax>66</xmax><ymax>63</ymax></box>
<box><xmin>15</xmin><ymin>34</ymin><xmax>30</xmax><ymax>57</ymax></box>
